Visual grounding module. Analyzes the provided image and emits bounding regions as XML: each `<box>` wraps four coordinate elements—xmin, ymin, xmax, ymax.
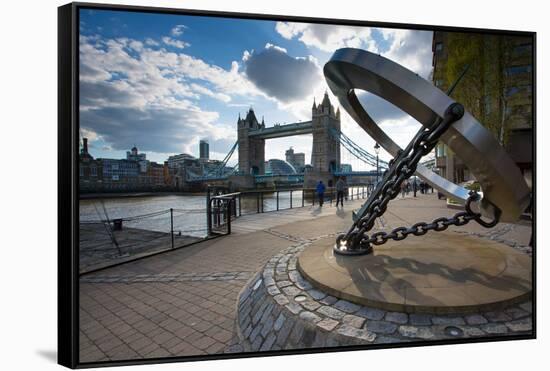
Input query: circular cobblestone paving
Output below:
<box><xmin>236</xmin><ymin>235</ymin><xmax>533</xmax><ymax>351</ymax></box>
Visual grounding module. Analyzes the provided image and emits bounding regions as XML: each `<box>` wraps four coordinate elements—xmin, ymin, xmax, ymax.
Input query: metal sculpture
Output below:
<box><xmin>324</xmin><ymin>48</ymin><xmax>530</xmax><ymax>255</ymax></box>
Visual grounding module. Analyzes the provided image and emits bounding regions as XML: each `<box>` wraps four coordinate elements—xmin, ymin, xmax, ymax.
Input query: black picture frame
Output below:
<box><xmin>58</xmin><ymin>2</ymin><xmax>536</xmax><ymax>368</ymax></box>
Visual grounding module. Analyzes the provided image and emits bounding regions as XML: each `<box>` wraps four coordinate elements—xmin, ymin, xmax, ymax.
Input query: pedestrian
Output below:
<box><xmin>335</xmin><ymin>177</ymin><xmax>346</xmax><ymax>207</ymax></box>
<box><xmin>316</xmin><ymin>180</ymin><xmax>326</xmax><ymax>207</ymax></box>
<box><xmin>400</xmin><ymin>180</ymin><xmax>407</xmax><ymax>198</ymax></box>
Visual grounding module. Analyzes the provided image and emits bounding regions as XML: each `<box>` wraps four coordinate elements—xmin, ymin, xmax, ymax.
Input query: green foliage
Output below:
<box><xmin>443</xmin><ymin>33</ymin><xmax>513</xmax><ymax>145</ymax></box>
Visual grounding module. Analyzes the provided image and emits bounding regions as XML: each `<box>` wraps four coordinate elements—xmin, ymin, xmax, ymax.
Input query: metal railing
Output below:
<box><xmin>206</xmin><ymin>184</ymin><xmax>374</xmax><ymax>236</ymax></box>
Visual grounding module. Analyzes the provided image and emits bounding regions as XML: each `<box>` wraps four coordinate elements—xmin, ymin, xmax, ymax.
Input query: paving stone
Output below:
<box><xmin>267</xmin><ymin>285</ymin><xmax>281</xmax><ymax>296</ymax></box>
<box><xmin>224</xmin><ymin>344</ymin><xmax>244</xmax><ymax>353</ymax></box>
<box><xmin>357</xmin><ymin>307</ymin><xmax>385</xmax><ymax>320</ymax></box>
<box><xmin>385</xmin><ymin>312</ymin><xmax>409</xmax><ymax>324</ymax></box>
<box><xmin>277</xmin><ymin>280</ymin><xmax>293</xmax><ymax>288</ymax></box>
<box><xmin>333</xmin><ymin>300</ymin><xmax>361</xmax><ymax>314</ymax></box>
<box><xmin>316</xmin><ymin>318</ymin><xmax>339</xmax><ymax>332</ymax></box>
<box><xmin>288</xmin><ymin>271</ymin><xmax>301</xmax><ymax>283</ymax></box>
<box><xmin>374</xmin><ymin>335</ymin><xmax>402</xmax><ymax>344</ymax></box>
<box><xmin>274</xmin><ymin>312</ymin><xmax>286</xmax><ymax>332</ymax></box>
<box><xmin>366</xmin><ymin>320</ymin><xmax>398</xmax><ymax>334</ymax></box>
<box><xmin>481</xmin><ymin>323</ymin><xmax>509</xmax><ymax>335</ymax></box>
<box><xmin>301</xmin><ymin>300</ymin><xmax>321</xmax><ymax>311</ymax></box>
<box><xmin>249</xmin><ymin>322</ymin><xmax>264</xmax><ymax>342</ymax></box>
<box><xmin>300</xmin><ymin>326</ymin><xmax>317</xmax><ymax>347</ymax></box>
<box><xmin>464</xmin><ymin>314</ymin><xmax>488</xmax><ymax>325</ymax></box>
<box><xmin>273</xmin><ymin>294</ymin><xmax>289</xmax><ymax>306</ymax></box>
<box><xmin>260</xmin><ymin>303</ymin><xmax>274</xmax><ymax>323</ymax></box>
<box><xmin>242</xmin><ymin>324</ymin><xmax>253</xmax><ymax>338</ymax></box>
<box><xmin>295</xmin><ymin>278</ymin><xmax>313</xmax><ymax>291</ymax></box>
<box><xmin>259</xmin><ymin>333</ymin><xmax>277</xmax><ymax>351</ymax></box>
<box><xmin>505</xmin><ymin>317</ymin><xmax>532</xmax><ymax>333</ymax></box>
<box><xmin>306</xmin><ymin>289</ymin><xmax>327</xmax><ymax>301</ymax></box>
<box><xmin>398</xmin><ymin>326</ymin><xmax>436</xmax><ymax>340</ymax></box>
<box><xmin>457</xmin><ymin>326</ymin><xmax>485</xmax><ymax>337</ymax></box>
<box><xmin>282</xmin><ymin>286</ymin><xmax>302</xmax><ymax>297</ymax></box>
<box><xmin>250</xmin><ymin>335</ymin><xmax>263</xmax><ymax>351</ymax></box>
<box><xmin>519</xmin><ymin>301</ymin><xmax>532</xmax><ymax>313</ymax></box>
<box><xmin>299</xmin><ymin>311</ymin><xmax>322</xmax><ymax>324</ymax></box>
<box><xmin>342</xmin><ymin>314</ymin><xmax>366</xmax><ymax>329</ymax></box>
<box><xmin>285</xmin><ymin>302</ymin><xmax>303</xmax><ymax>315</ymax></box>
<box><xmin>317</xmin><ymin>306</ymin><xmax>346</xmax><ymax>320</ymax></box>
<box><xmin>261</xmin><ymin>316</ymin><xmax>275</xmax><ymax>337</ymax></box>
<box><xmin>431</xmin><ymin>315</ymin><xmax>466</xmax><ymax>326</ymax></box>
<box><xmin>336</xmin><ymin>325</ymin><xmax>376</xmax><ymax>343</ymax></box>
<box><xmin>319</xmin><ymin>295</ymin><xmax>338</xmax><ymax>305</ymax></box>
<box><xmin>289</xmin><ymin>321</ymin><xmax>305</xmax><ymax>344</ymax></box>
<box><xmin>504</xmin><ymin>307</ymin><xmax>530</xmax><ymax>320</ymax></box>
<box><xmin>484</xmin><ymin>311</ymin><xmax>512</xmax><ymax>323</ymax></box>
<box><xmin>409</xmin><ymin>313</ymin><xmax>432</xmax><ymax>326</ymax></box>
<box><xmin>276</xmin><ymin>317</ymin><xmax>294</xmax><ymax>346</ymax></box>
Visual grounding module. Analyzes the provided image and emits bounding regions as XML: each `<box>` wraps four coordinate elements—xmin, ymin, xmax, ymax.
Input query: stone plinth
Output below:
<box><xmin>236</xmin><ymin>237</ymin><xmax>532</xmax><ymax>352</ymax></box>
<box><xmin>298</xmin><ymin>233</ymin><xmax>532</xmax><ymax>314</ymax></box>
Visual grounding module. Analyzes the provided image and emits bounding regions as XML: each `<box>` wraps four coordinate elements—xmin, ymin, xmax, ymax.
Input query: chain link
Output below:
<box><xmin>336</xmin><ymin>102</ymin><xmax>501</xmax><ymax>254</ymax></box>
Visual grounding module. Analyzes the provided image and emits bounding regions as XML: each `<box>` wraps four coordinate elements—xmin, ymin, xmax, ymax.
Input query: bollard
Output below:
<box><xmin>170</xmin><ymin>208</ymin><xmax>174</xmax><ymax>249</ymax></box>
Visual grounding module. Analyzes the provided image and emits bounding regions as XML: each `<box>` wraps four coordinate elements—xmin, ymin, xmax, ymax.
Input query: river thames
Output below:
<box><xmin>79</xmin><ymin>188</ymin><xmax>367</xmax><ymax>237</ymax></box>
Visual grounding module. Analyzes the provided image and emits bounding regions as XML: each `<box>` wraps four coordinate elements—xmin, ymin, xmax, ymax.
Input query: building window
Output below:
<box><xmin>79</xmin><ymin>166</ymin><xmax>84</xmax><ymax>177</ymax></box>
<box><xmin>505</xmin><ymin>65</ymin><xmax>532</xmax><ymax>76</ymax></box>
<box><xmin>435</xmin><ymin>42</ymin><xmax>443</xmax><ymax>52</ymax></box>
<box><xmin>91</xmin><ymin>166</ymin><xmax>97</xmax><ymax>176</ymax></box>
<box><xmin>436</xmin><ymin>144</ymin><xmax>446</xmax><ymax>157</ymax></box>
<box><xmin>505</xmin><ymin>85</ymin><xmax>532</xmax><ymax>98</ymax></box>
<box><xmin>512</xmin><ymin>44</ymin><xmax>532</xmax><ymax>56</ymax></box>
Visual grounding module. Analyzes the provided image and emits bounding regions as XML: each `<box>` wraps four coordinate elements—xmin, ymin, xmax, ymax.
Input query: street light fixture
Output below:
<box><xmin>374</xmin><ymin>142</ymin><xmax>380</xmax><ymax>185</ymax></box>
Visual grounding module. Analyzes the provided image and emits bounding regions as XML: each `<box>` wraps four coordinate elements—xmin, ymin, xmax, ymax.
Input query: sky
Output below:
<box><xmin>79</xmin><ymin>8</ymin><xmax>434</xmax><ymax>169</ymax></box>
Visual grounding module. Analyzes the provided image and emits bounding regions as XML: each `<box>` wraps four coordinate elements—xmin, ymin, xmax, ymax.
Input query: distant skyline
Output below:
<box><xmin>79</xmin><ymin>8</ymin><xmax>433</xmax><ymax>169</ymax></box>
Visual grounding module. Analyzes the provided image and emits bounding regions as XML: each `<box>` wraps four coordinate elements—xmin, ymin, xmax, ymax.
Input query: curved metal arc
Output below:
<box><xmin>324</xmin><ymin>48</ymin><xmax>530</xmax><ymax>222</ymax></box>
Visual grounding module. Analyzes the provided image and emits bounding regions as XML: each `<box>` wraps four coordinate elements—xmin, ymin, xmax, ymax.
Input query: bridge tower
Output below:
<box><xmin>237</xmin><ymin>108</ymin><xmax>265</xmax><ymax>176</ymax></box>
<box><xmin>305</xmin><ymin>92</ymin><xmax>341</xmax><ymax>187</ymax></box>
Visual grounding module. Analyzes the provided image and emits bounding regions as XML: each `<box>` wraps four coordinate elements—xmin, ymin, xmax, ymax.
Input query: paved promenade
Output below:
<box><xmin>79</xmin><ymin>193</ymin><xmax>532</xmax><ymax>362</ymax></box>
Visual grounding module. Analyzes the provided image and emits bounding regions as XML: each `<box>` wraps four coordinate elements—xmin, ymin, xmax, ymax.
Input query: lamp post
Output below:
<box><xmin>374</xmin><ymin>142</ymin><xmax>380</xmax><ymax>186</ymax></box>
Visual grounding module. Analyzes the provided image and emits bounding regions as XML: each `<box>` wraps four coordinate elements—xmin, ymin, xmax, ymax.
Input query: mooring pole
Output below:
<box><xmin>170</xmin><ymin>208</ymin><xmax>174</xmax><ymax>249</ymax></box>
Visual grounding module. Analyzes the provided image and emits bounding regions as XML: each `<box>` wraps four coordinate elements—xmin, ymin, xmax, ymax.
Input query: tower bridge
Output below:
<box><xmin>237</xmin><ymin>92</ymin><xmax>342</xmax><ymax>187</ymax></box>
<box><xmin>186</xmin><ymin>93</ymin><xmax>396</xmax><ymax>188</ymax></box>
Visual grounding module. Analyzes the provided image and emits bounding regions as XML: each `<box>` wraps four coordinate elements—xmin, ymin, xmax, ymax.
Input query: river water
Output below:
<box><xmin>79</xmin><ymin>187</ymin><xmax>368</xmax><ymax>237</ymax></box>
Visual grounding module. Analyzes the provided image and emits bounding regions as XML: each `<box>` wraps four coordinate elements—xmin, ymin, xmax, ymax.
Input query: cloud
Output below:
<box><xmin>78</xmin><ymin>34</ymin><xmax>254</xmax><ymax>157</ymax></box>
<box><xmin>379</xmin><ymin>28</ymin><xmax>433</xmax><ymax>78</ymax></box>
<box><xmin>275</xmin><ymin>22</ymin><xmax>378</xmax><ymax>53</ymax></box>
<box><xmin>275</xmin><ymin>22</ymin><xmax>432</xmax><ymax>78</ymax></box>
<box><xmin>356</xmin><ymin>91</ymin><xmax>408</xmax><ymax>123</ymax></box>
<box><xmin>242</xmin><ymin>44</ymin><xmax>322</xmax><ymax>103</ymax></box>
<box><xmin>171</xmin><ymin>24</ymin><xmax>188</xmax><ymax>37</ymax></box>
<box><xmin>80</xmin><ymin>105</ymin><xmax>234</xmax><ymax>155</ymax></box>
<box><xmin>162</xmin><ymin>36</ymin><xmax>190</xmax><ymax>49</ymax></box>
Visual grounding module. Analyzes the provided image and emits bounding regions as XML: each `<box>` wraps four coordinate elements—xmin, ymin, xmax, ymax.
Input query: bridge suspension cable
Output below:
<box><xmin>329</xmin><ymin>128</ymin><xmax>389</xmax><ymax>169</ymax></box>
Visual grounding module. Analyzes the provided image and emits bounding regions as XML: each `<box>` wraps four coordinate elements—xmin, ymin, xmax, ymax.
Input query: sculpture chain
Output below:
<box><xmin>337</xmin><ymin>103</ymin><xmax>501</xmax><ymax>253</ymax></box>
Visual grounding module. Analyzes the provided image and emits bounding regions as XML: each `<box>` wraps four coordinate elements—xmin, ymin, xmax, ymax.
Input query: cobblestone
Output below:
<box><xmin>464</xmin><ymin>314</ymin><xmax>488</xmax><ymax>325</ymax></box>
<box><xmin>385</xmin><ymin>312</ymin><xmax>408</xmax><ymax>324</ymax></box>
<box><xmin>367</xmin><ymin>320</ymin><xmax>398</xmax><ymax>334</ymax></box>
<box><xmin>333</xmin><ymin>300</ymin><xmax>361</xmax><ymax>314</ymax></box>
<box><xmin>236</xmin><ymin>238</ymin><xmax>533</xmax><ymax>352</ymax></box>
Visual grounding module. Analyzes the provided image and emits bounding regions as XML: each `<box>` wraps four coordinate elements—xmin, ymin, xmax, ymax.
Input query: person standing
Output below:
<box><xmin>335</xmin><ymin>177</ymin><xmax>347</xmax><ymax>207</ymax></box>
<box><xmin>316</xmin><ymin>180</ymin><xmax>326</xmax><ymax>207</ymax></box>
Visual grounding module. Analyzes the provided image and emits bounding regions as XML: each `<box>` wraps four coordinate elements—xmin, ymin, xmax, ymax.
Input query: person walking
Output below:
<box><xmin>335</xmin><ymin>177</ymin><xmax>346</xmax><ymax>207</ymax></box>
<box><xmin>316</xmin><ymin>180</ymin><xmax>326</xmax><ymax>207</ymax></box>
<box><xmin>400</xmin><ymin>180</ymin><xmax>407</xmax><ymax>198</ymax></box>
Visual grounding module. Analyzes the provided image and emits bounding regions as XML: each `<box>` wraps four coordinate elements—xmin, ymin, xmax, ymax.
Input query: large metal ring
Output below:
<box><xmin>324</xmin><ymin>48</ymin><xmax>530</xmax><ymax>222</ymax></box>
